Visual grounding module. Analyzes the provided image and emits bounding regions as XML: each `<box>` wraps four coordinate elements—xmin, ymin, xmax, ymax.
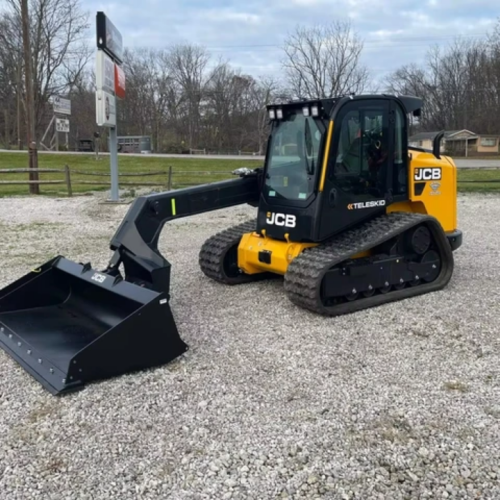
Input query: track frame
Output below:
<box><xmin>198</xmin><ymin>212</ymin><xmax>455</xmax><ymax>317</ymax></box>
<box><xmin>283</xmin><ymin>212</ymin><xmax>454</xmax><ymax>316</ymax></box>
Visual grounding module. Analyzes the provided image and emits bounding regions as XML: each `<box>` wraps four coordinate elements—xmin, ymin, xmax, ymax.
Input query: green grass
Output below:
<box><xmin>457</xmin><ymin>168</ymin><xmax>500</xmax><ymax>192</ymax></box>
<box><xmin>0</xmin><ymin>152</ymin><xmax>260</xmax><ymax>197</ymax></box>
<box><xmin>1</xmin><ymin>151</ymin><xmax>500</xmax><ymax>197</ymax></box>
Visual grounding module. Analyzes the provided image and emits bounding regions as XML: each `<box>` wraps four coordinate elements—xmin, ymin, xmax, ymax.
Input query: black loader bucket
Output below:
<box><xmin>0</xmin><ymin>256</ymin><xmax>188</xmax><ymax>395</ymax></box>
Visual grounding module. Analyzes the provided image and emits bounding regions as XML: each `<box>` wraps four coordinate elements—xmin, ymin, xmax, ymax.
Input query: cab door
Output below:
<box><xmin>315</xmin><ymin>97</ymin><xmax>404</xmax><ymax>241</ymax></box>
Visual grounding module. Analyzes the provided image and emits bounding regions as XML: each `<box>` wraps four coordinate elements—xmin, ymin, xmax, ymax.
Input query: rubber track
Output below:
<box><xmin>283</xmin><ymin>212</ymin><xmax>454</xmax><ymax>316</ymax></box>
<box><xmin>198</xmin><ymin>219</ymin><xmax>259</xmax><ymax>285</ymax></box>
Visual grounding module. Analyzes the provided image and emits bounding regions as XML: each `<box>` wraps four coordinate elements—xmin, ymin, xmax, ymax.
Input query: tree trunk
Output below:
<box><xmin>21</xmin><ymin>0</ymin><xmax>39</xmax><ymax>194</ymax></box>
<box><xmin>16</xmin><ymin>62</ymin><xmax>23</xmax><ymax>150</ymax></box>
<box><xmin>4</xmin><ymin>108</ymin><xmax>11</xmax><ymax>149</ymax></box>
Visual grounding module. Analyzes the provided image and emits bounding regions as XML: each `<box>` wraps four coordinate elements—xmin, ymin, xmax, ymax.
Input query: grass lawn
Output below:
<box><xmin>0</xmin><ymin>152</ymin><xmax>261</xmax><ymax>197</ymax></box>
<box><xmin>457</xmin><ymin>168</ymin><xmax>500</xmax><ymax>192</ymax></box>
<box><xmin>0</xmin><ymin>151</ymin><xmax>499</xmax><ymax>197</ymax></box>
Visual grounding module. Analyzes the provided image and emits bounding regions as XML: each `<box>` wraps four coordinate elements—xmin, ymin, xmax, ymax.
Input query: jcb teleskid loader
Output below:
<box><xmin>0</xmin><ymin>94</ymin><xmax>462</xmax><ymax>394</ymax></box>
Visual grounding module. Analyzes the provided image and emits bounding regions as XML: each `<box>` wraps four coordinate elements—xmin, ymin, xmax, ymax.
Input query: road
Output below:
<box><xmin>0</xmin><ymin>149</ymin><xmax>499</xmax><ymax>168</ymax></box>
<box><xmin>454</xmin><ymin>159</ymin><xmax>500</xmax><ymax>168</ymax></box>
<box><xmin>0</xmin><ymin>149</ymin><xmax>263</xmax><ymax>161</ymax></box>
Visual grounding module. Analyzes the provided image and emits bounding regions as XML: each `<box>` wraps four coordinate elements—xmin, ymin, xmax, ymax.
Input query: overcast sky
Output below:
<box><xmin>86</xmin><ymin>0</ymin><xmax>497</xmax><ymax>88</ymax></box>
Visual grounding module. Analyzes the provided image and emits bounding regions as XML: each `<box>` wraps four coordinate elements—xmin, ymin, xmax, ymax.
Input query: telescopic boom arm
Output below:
<box><xmin>102</xmin><ymin>168</ymin><xmax>263</xmax><ymax>297</ymax></box>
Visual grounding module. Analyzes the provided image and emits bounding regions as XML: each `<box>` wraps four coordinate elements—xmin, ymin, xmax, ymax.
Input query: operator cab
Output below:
<box><xmin>263</xmin><ymin>99</ymin><xmax>334</xmax><ymax>204</ymax></box>
<box><xmin>258</xmin><ymin>94</ymin><xmax>420</xmax><ymax>242</ymax></box>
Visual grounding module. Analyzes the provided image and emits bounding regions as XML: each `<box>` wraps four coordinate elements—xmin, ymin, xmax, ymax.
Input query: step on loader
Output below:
<box><xmin>0</xmin><ymin>94</ymin><xmax>463</xmax><ymax>395</ymax></box>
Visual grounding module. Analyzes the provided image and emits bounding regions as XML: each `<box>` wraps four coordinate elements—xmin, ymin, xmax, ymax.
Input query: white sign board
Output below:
<box><xmin>53</xmin><ymin>96</ymin><xmax>71</xmax><ymax>115</ymax></box>
<box><xmin>96</xmin><ymin>50</ymin><xmax>115</xmax><ymax>93</ymax></box>
<box><xmin>96</xmin><ymin>89</ymin><xmax>116</xmax><ymax>127</ymax></box>
<box><xmin>55</xmin><ymin>118</ymin><xmax>70</xmax><ymax>133</ymax></box>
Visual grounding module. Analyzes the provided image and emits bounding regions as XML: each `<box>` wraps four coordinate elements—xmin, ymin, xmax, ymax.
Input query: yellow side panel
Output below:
<box><xmin>390</xmin><ymin>150</ymin><xmax>458</xmax><ymax>234</ymax></box>
<box><xmin>387</xmin><ymin>201</ymin><xmax>427</xmax><ymax>215</ymax></box>
<box><xmin>237</xmin><ymin>232</ymin><xmax>317</xmax><ymax>275</ymax></box>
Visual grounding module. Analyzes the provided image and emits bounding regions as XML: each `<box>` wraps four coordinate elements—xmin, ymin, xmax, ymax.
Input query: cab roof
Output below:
<box><xmin>267</xmin><ymin>94</ymin><xmax>423</xmax><ymax>117</ymax></box>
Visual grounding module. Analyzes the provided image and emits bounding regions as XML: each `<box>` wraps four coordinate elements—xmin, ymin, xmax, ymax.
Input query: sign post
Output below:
<box><xmin>95</xmin><ymin>11</ymin><xmax>125</xmax><ymax>202</ymax></box>
<box><xmin>40</xmin><ymin>97</ymin><xmax>71</xmax><ymax>151</ymax></box>
<box><xmin>55</xmin><ymin>117</ymin><xmax>70</xmax><ymax>151</ymax></box>
<box><xmin>53</xmin><ymin>97</ymin><xmax>71</xmax><ymax>115</ymax></box>
<box><xmin>53</xmin><ymin>97</ymin><xmax>71</xmax><ymax>152</ymax></box>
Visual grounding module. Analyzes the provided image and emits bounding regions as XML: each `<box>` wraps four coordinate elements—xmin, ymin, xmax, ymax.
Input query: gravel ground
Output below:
<box><xmin>0</xmin><ymin>191</ymin><xmax>500</xmax><ymax>499</ymax></box>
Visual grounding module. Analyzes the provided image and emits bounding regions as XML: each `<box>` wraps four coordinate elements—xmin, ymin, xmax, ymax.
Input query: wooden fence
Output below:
<box><xmin>0</xmin><ymin>165</ymin><xmax>234</xmax><ymax>196</ymax></box>
<box><xmin>0</xmin><ymin>167</ymin><xmax>73</xmax><ymax>194</ymax></box>
<box><xmin>2</xmin><ymin>164</ymin><xmax>500</xmax><ymax>196</ymax></box>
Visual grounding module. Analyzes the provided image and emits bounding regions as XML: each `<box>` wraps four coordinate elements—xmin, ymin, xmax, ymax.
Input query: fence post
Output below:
<box><xmin>64</xmin><ymin>164</ymin><xmax>72</xmax><ymax>197</ymax></box>
<box><xmin>167</xmin><ymin>165</ymin><xmax>173</xmax><ymax>191</ymax></box>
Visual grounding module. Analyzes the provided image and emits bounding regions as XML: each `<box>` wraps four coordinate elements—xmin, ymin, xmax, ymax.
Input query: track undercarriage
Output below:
<box><xmin>199</xmin><ymin>212</ymin><xmax>454</xmax><ymax>316</ymax></box>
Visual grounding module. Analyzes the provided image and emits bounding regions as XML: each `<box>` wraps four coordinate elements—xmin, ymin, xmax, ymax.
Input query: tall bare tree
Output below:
<box><xmin>166</xmin><ymin>44</ymin><xmax>210</xmax><ymax>150</ymax></box>
<box><xmin>21</xmin><ymin>0</ymin><xmax>39</xmax><ymax>193</ymax></box>
<box><xmin>281</xmin><ymin>20</ymin><xmax>370</xmax><ymax>99</ymax></box>
<box><xmin>249</xmin><ymin>76</ymin><xmax>281</xmax><ymax>155</ymax></box>
<box><xmin>0</xmin><ymin>13</ymin><xmax>24</xmax><ymax>149</ymax></box>
<box><xmin>3</xmin><ymin>0</ymin><xmax>91</xmax><ymax>134</ymax></box>
<box><xmin>385</xmin><ymin>24</ymin><xmax>500</xmax><ymax>139</ymax></box>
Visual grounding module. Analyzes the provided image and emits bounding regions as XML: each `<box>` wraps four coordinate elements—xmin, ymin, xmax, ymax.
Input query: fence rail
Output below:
<box><xmin>2</xmin><ymin>164</ymin><xmax>500</xmax><ymax>196</ymax></box>
<box><xmin>0</xmin><ymin>166</ymin><xmax>73</xmax><ymax>194</ymax></box>
<box><xmin>0</xmin><ymin>168</ymin><xmax>64</xmax><ymax>173</ymax></box>
<box><xmin>0</xmin><ymin>164</ymin><xmax>236</xmax><ymax>196</ymax></box>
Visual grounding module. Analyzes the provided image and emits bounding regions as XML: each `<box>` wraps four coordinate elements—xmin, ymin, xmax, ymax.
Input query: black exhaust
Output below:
<box><xmin>0</xmin><ymin>256</ymin><xmax>188</xmax><ymax>395</ymax></box>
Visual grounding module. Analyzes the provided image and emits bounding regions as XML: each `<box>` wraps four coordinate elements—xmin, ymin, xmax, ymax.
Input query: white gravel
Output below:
<box><xmin>1</xmin><ymin>190</ymin><xmax>500</xmax><ymax>499</ymax></box>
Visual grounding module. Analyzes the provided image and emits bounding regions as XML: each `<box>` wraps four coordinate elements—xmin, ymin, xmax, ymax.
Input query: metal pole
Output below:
<box><xmin>109</xmin><ymin>124</ymin><xmax>119</xmax><ymax>201</ymax></box>
<box><xmin>167</xmin><ymin>165</ymin><xmax>172</xmax><ymax>190</ymax></box>
<box><xmin>40</xmin><ymin>115</ymin><xmax>55</xmax><ymax>151</ymax></box>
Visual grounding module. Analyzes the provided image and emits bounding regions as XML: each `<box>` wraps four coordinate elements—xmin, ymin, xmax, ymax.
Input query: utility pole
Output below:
<box><xmin>20</xmin><ymin>0</ymin><xmax>39</xmax><ymax>194</ymax></box>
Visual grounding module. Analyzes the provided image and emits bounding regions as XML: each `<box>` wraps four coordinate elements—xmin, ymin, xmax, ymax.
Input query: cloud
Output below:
<box><xmin>202</xmin><ymin>11</ymin><xmax>261</xmax><ymax>24</ymax></box>
<box><xmin>82</xmin><ymin>0</ymin><xmax>498</xmax><ymax>87</ymax></box>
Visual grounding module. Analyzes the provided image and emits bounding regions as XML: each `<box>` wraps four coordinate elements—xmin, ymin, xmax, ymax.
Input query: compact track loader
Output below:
<box><xmin>0</xmin><ymin>94</ymin><xmax>462</xmax><ymax>394</ymax></box>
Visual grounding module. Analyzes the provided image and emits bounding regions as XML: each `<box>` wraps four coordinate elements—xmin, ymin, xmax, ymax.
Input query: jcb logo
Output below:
<box><xmin>266</xmin><ymin>212</ymin><xmax>296</xmax><ymax>228</ymax></box>
<box><xmin>414</xmin><ymin>167</ymin><xmax>441</xmax><ymax>181</ymax></box>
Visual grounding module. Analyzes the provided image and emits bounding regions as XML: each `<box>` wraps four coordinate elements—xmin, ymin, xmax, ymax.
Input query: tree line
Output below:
<box><xmin>385</xmin><ymin>25</ymin><xmax>500</xmax><ymax>135</ymax></box>
<box><xmin>0</xmin><ymin>0</ymin><xmax>499</xmax><ymax>154</ymax></box>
